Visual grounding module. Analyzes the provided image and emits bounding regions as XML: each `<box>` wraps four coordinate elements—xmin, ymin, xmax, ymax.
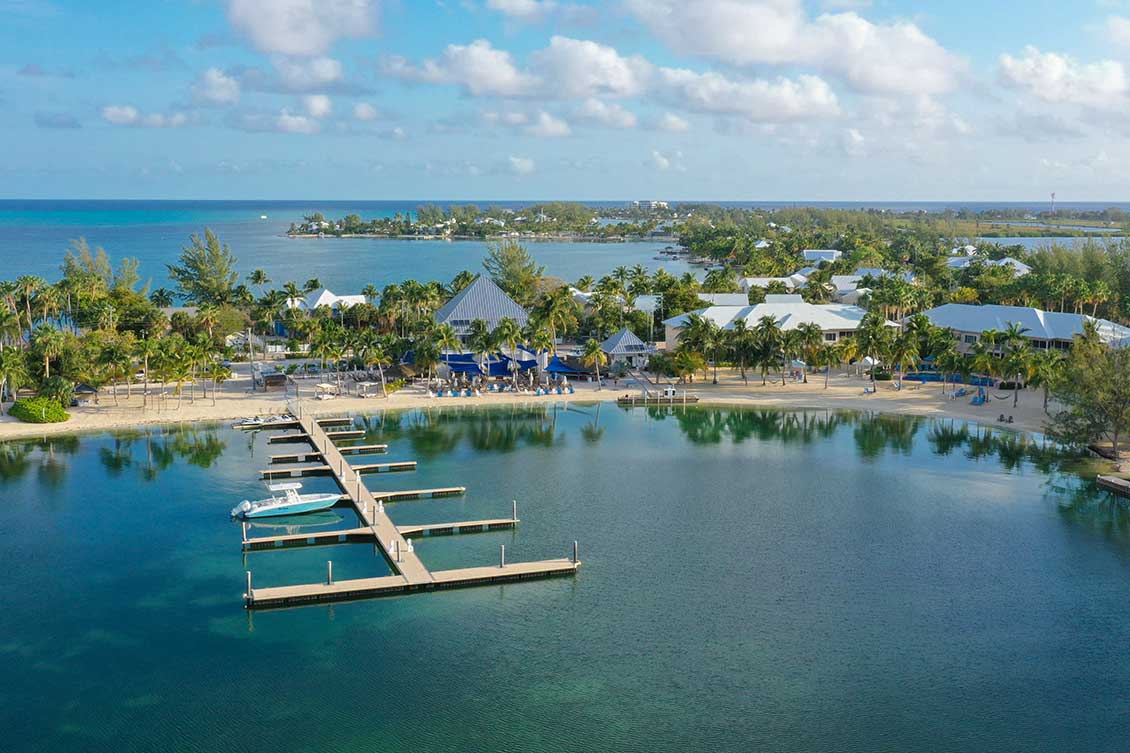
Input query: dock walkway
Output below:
<box><xmin>242</xmin><ymin>413</ymin><xmax>578</xmax><ymax>608</ymax></box>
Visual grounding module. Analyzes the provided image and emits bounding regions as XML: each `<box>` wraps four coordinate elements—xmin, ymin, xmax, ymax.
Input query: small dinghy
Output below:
<box><xmin>231</xmin><ymin>482</ymin><xmax>340</xmax><ymax>519</ymax></box>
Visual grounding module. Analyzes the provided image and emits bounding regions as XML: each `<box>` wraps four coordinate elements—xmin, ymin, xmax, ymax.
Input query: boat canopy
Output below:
<box><xmin>268</xmin><ymin>482</ymin><xmax>304</xmax><ymax>492</ymax></box>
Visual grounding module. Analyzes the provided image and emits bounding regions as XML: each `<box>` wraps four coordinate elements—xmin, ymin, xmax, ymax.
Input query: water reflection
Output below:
<box><xmin>364</xmin><ymin>404</ymin><xmax>564</xmax><ymax>456</ymax></box>
<box><xmin>0</xmin><ymin>425</ymin><xmax>227</xmax><ymax>484</ymax></box>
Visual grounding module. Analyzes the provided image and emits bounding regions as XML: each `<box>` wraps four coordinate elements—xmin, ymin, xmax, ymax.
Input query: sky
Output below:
<box><xmin>4</xmin><ymin>0</ymin><xmax>1130</xmax><ymax>201</ymax></box>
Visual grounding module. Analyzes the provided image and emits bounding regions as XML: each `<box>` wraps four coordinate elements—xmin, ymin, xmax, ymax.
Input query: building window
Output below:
<box><xmin>963</xmin><ymin>334</ymin><xmax>978</xmax><ymax>344</ymax></box>
<box><xmin>824</xmin><ymin>333</ymin><xmax>837</xmax><ymax>342</ymax></box>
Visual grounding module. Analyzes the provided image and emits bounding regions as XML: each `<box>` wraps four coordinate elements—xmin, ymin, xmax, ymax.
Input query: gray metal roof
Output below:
<box><xmin>433</xmin><ymin>275</ymin><xmax>528</xmax><ymax>333</ymax></box>
<box><xmin>600</xmin><ymin>327</ymin><xmax>654</xmax><ymax>356</ymax></box>
<box><xmin>919</xmin><ymin>303</ymin><xmax>1130</xmax><ymax>343</ymax></box>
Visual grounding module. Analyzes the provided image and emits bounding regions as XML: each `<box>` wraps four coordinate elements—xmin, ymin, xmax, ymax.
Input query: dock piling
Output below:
<box><xmin>245</xmin><ymin>570</ymin><xmax>253</xmax><ymax>604</ymax></box>
<box><xmin>512</xmin><ymin>499</ymin><xmax>517</xmax><ymax>521</ymax></box>
<box><xmin>500</xmin><ymin>544</ymin><xmax>506</xmax><ymax>568</ymax></box>
<box><xmin>241</xmin><ymin>521</ymin><xmax>247</xmax><ymax>543</ymax></box>
<box><xmin>572</xmin><ymin>540</ymin><xmax>578</xmax><ymax>564</ymax></box>
<box><xmin>327</xmin><ymin>560</ymin><xmax>334</xmax><ymax>585</ymax></box>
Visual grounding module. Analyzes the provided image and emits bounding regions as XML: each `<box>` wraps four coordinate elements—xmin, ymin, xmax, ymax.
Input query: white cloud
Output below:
<box><xmin>383</xmin><ymin>35</ymin><xmax>838</xmax><ymax>126</ymax></box>
<box><xmin>193</xmin><ymin>67</ymin><xmax>240</xmax><ymax>105</ymax></box>
<box><xmin>100</xmin><ymin>105</ymin><xmax>139</xmax><ymax>125</ymax></box>
<box><xmin>481</xmin><ymin>109</ymin><xmax>530</xmax><ymax>126</ymax></box>
<box><xmin>1107</xmin><ymin>16</ymin><xmax>1130</xmax><ymax>46</ymax></box>
<box><xmin>277</xmin><ymin>110</ymin><xmax>320</xmax><ymax>133</ymax></box>
<box><xmin>575</xmin><ymin>98</ymin><xmax>637</xmax><ymax>128</ymax></box>
<box><xmin>655</xmin><ymin>68</ymin><xmax>839</xmax><ymax>121</ymax></box>
<box><xmin>530</xmin><ymin>36</ymin><xmax>650</xmax><ymax>98</ymax></box>
<box><xmin>999</xmin><ymin>46</ymin><xmax>1128</xmax><ymax>110</ymax></box>
<box><xmin>100</xmin><ymin>105</ymin><xmax>188</xmax><ymax>128</ymax></box>
<box><xmin>624</xmin><ymin>0</ymin><xmax>963</xmax><ymax>96</ymax></box>
<box><xmin>842</xmin><ymin>127</ymin><xmax>866</xmax><ymax>156</ymax></box>
<box><xmin>381</xmin><ymin>39</ymin><xmax>538</xmax><ymax>97</ymax></box>
<box><xmin>272</xmin><ymin>56</ymin><xmax>344</xmax><ymax>90</ymax></box>
<box><xmin>486</xmin><ymin>0</ymin><xmax>556</xmax><ymax>21</ymax></box>
<box><xmin>655</xmin><ymin>112</ymin><xmax>689</xmax><ymax>132</ymax></box>
<box><xmin>303</xmin><ymin>94</ymin><xmax>332</xmax><ymax>118</ymax></box>
<box><xmin>227</xmin><ymin>0</ymin><xmax>377</xmax><ymax>56</ymax></box>
<box><xmin>353</xmin><ymin>102</ymin><xmax>378</xmax><ymax>121</ymax></box>
<box><xmin>649</xmin><ymin>149</ymin><xmax>685</xmax><ymax>171</ymax></box>
<box><xmin>509</xmin><ymin>155</ymin><xmax>536</xmax><ymax>174</ymax></box>
<box><xmin>527</xmin><ymin>110</ymin><xmax>571</xmax><ymax>136</ymax></box>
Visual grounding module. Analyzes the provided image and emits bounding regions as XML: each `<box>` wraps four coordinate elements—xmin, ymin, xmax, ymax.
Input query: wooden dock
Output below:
<box><xmin>246</xmin><ymin>559</ymin><xmax>579</xmax><ymax>609</ymax></box>
<box><xmin>242</xmin><ymin>517</ymin><xmax>518</xmax><ymax>550</ymax></box>
<box><xmin>242</xmin><ymin>413</ymin><xmax>578</xmax><ymax>608</ymax></box>
<box><xmin>269</xmin><ymin>445</ymin><xmax>387</xmax><ymax>463</ymax></box>
<box><xmin>260</xmin><ymin>460</ymin><xmax>417</xmax><ymax>479</ymax></box>
<box><xmin>1098</xmin><ymin>475</ymin><xmax>1130</xmax><ymax>500</ymax></box>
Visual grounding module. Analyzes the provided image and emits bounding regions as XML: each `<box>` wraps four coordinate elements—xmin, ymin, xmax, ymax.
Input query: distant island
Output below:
<box><xmin>287</xmin><ymin>201</ymin><xmax>1128</xmax><ymax>244</ymax></box>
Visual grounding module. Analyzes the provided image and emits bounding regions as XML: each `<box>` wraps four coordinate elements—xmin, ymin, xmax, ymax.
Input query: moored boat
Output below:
<box><xmin>231</xmin><ymin>482</ymin><xmax>341</xmax><ymax>519</ymax></box>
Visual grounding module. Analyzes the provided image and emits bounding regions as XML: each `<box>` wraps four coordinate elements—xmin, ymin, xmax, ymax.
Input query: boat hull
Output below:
<box><xmin>233</xmin><ymin>493</ymin><xmax>341</xmax><ymax>519</ymax></box>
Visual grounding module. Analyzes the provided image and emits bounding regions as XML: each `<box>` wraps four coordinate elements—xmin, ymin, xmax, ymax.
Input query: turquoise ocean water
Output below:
<box><xmin>1</xmin><ymin>405</ymin><xmax>1128</xmax><ymax>752</ymax></box>
<box><xmin>0</xmin><ymin>200</ymin><xmax>692</xmax><ymax>290</ymax></box>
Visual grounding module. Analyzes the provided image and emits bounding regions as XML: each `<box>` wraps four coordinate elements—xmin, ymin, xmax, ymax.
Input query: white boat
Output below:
<box><xmin>231</xmin><ymin>482</ymin><xmax>340</xmax><ymax>519</ymax></box>
<box><xmin>260</xmin><ymin>214</ymin><xmax>268</xmax><ymax>220</ymax></box>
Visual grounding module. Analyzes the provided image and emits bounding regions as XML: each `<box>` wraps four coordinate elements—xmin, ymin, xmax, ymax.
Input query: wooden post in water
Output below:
<box><xmin>327</xmin><ymin>560</ymin><xmax>334</xmax><ymax>585</ymax></box>
<box><xmin>572</xmin><ymin>540</ymin><xmax>579</xmax><ymax>564</ymax></box>
<box><xmin>245</xmin><ymin>570</ymin><xmax>253</xmax><ymax>604</ymax></box>
<box><xmin>500</xmin><ymin>544</ymin><xmax>506</xmax><ymax>568</ymax></box>
<box><xmin>241</xmin><ymin>521</ymin><xmax>247</xmax><ymax>543</ymax></box>
<box><xmin>512</xmin><ymin>500</ymin><xmax>517</xmax><ymax>521</ymax></box>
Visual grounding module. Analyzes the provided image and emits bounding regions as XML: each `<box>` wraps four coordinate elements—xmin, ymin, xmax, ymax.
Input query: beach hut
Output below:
<box><xmin>600</xmin><ymin>328</ymin><xmax>655</xmax><ymax>368</ymax></box>
<box><xmin>314</xmin><ymin>383</ymin><xmax>339</xmax><ymax>400</ymax></box>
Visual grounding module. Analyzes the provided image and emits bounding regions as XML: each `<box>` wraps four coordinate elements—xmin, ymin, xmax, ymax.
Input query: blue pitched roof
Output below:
<box><xmin>434</xmin><ymin>275</ymin><xmax>528</xmax><ymax>334</ymax></box>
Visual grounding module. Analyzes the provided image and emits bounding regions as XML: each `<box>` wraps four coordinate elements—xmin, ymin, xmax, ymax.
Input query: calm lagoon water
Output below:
<box><xmin>2</xmin><ymin>405</ymin><xmax>1129</xmax><ymax>753</ymax></box>
<box><xmin>0</xmin><ymin>200</ymin><xmax>689</xmax><ymax>290</ymax></box>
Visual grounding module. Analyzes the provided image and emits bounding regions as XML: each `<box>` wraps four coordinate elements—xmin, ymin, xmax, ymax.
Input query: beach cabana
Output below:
<box><xmin>314</xmin><ymin>383</ymin><xmax>339</xmax><ymax>400</ymax></box>
<box><xmin>600</xmin><ymin>328</ymin><xmax>655</xmax><ymax>368</ymax></box>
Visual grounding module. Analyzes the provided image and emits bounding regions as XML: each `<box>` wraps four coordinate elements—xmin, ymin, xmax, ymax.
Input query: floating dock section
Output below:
<box><xmin>239</xmin><ymin>413</ymin><xmax>579</xmax><ymax>609</ymax></box>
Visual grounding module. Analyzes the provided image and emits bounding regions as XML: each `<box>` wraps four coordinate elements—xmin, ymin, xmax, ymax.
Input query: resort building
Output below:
<box><xmin>433</xmin><ymin>275</ymin><xmax>528</xmax><ymax>339</ymax></box>
<box><xmin>916</xmin><ymin>303</ymin><xmax>1130</xmax><ymax>353</ymax></box>
<box><xmin>286</xmin><ymin>288</ymin><xmax>367</xmax><ymax>312</ymax></box>
<box><xmin>633</xmin><ymin>293</ymin><xmax>748</xmax><ymax>316</ymax></box>
<box><xmin>739</xmin><ymin>274</ymin><xmax>809</xmax><ymax>293</ymax></box>
<box><xmin>946</xmin><ymin>256</ymin><xmax>1032</xmax><ymax>276</ymax></box>
<box><xmin>802</xmin><ymin>249</ymin><xmax>842</xmax><ymax>264</ymax></box>
<box><xmin>600</xmin><ymin>327</ymin><xmax>656</xmax><ymax>368</ymax></box>
<box><xmin>662</xmin><ymin>294</ymin><xmax>877</xmax><ymax>350</ymax></box>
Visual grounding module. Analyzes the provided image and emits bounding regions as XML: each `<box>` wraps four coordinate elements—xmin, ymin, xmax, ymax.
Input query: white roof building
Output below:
<box><xmin>286</xmin><ymin>288</ymin><xmax>367</xmax><ymax>312</ymax></box>
<box><xmin>946</xmin><ymin>256</ymin><xmax>1032</xmax><ymax>276</ymax></box>
<box><xmin>662</xmin><ymin>294</ymin><xmax>881</xmax><ymax>349</ymax></box>
<box><xmin>633</xmin><ymin>292</ymin><xmax>748</xmax><ymax>315</ymax></box>
<box><xmin>802</xmin><ymin>249</ymin><xmax>842</xmax><ymax>263</ymax></box>
<box><xmin>917</xmin><ymin>303</ymin><xmax>1130</xmax><ymax>352</ymax></box>
<box><xmin>739</xmin><ymin>274</ymin><xmax>808</xmax><ymax>293</ymax></box>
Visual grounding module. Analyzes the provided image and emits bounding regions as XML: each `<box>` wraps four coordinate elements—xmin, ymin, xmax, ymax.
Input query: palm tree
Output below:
<box><xmin>32</xmin><ymin>324</ymin><xmax>65</xmax><ymax>380</ymax></box>
<box><xmin>149</xmin><ymin>288</ymin><xmax>175</xmax><ymax>308</ymax></box>
<box><xmin>0</xmin><ymin>308</ymin><xmax>21</xmax><ymax>349</ymax></box>
<box><xmin>581</xmin><ymin>338</ymin><xmax>608</xmax><ymax>389</ymax></box>
<box><xmin>362</xmin><ymin>283</ymin><xmax>380</xmax><ymax>306</ymax></box>
<box><xmin>98</xmin><ymin>340</ymin><xmax>133</xmax><ymax>405</ymax></box>
<box><xmin>467</xmin><ymin>319</ymin><xmax>494</xmax><ymax>376</ymax></box>
<box><xmin>135</xmin><ymin>337</ymin><xmax>160</xmax><ymax>409</ymax></box>
<box><xmin>887</xmin><ymin>331</ymin><xmax>919</xmax><ymax>388</ymax></box>
<box><xmin>206</xmin><ymin>360</ymin><xmax>232</xmax><ymax>406</ymax></box>
<box><xmin>364</xmin><ymin>345</ymin><xmax>392</xmax><ymax>397</ymax></box>
<box><xmin>0</xmin><ymin>347</ymin><xmax>30</xmax><ymax>413</ymax></box>
<box><xmin>678</xmin><ymin>313</ymin><xmax>722</xmax><ymax>384</ymax></box>
<box><xmin>535</xmin><ymin>286</ymin><xmax>578</xmax><ymax>354</ymax></box>
<box><xmin>753</xmin><ymin>315</ymin><xmax>782</xmax><ymax>386</ymax></box>
<box><xmin>728</xmin><ymin>319</ymin><xmax>755</xmax><ymax>384</ymax></box>
<box><xmin>492</xmin><ymin>317</ymin><xmax>524</xmax><ymax>389</ymax></box>
<box><xmin>434</xmin><ymin>322</ymin><xmax>462</xmax><ymax>364</ymax></box>
<box><xmin>794</xmin><ymin>321</ymin><xmax>824</xmax><ymax>383</ymax></box>
<box><xmin>1029</xmin><ymin>349</ymin><xmax>1065</xmax><ymax>414</ymax></box>
<box><xmin>247</xmin><ymin>269</ymin><xmax>271</xmax><ymax>297</ymax></box>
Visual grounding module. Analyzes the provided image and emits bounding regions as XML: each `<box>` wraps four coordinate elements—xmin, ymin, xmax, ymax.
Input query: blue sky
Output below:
<box><xmin>4</xmin><ymin>0</ymin><xmax>1130</xmax><ymax>200</ymax></box>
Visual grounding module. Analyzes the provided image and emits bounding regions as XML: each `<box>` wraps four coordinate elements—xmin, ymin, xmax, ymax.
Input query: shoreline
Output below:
<box><xmin>285</xmin><ymin>233</ymin><xmax>680</xmax><ymax>244</ymax></box>
<box><xmin>0</xmin><ymin>370</ymin><xmax>1054</xmax><ymax>442</ymax></box>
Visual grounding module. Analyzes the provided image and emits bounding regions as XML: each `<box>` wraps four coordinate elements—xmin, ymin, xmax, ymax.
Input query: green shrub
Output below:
<box><xmin>871</xmin><ymin>369</ymin><xmax>893</xmax><ymax>381</ymax></box>
<box><xmin>385</xmin><ymin>379</ymin><xmax>406</xmax><ymax>395</ymax></box>
<box><xmin>9</xmin><ymin>397</ymin><xmax>70</xmax><ymax>423</ymax></box>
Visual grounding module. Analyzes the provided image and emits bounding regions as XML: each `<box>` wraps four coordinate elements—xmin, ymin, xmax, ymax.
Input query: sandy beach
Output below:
<box><xmin>0</xmin><ymin>366</ymin><xmax>1053</xmax><ymax>441</ymax></box>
